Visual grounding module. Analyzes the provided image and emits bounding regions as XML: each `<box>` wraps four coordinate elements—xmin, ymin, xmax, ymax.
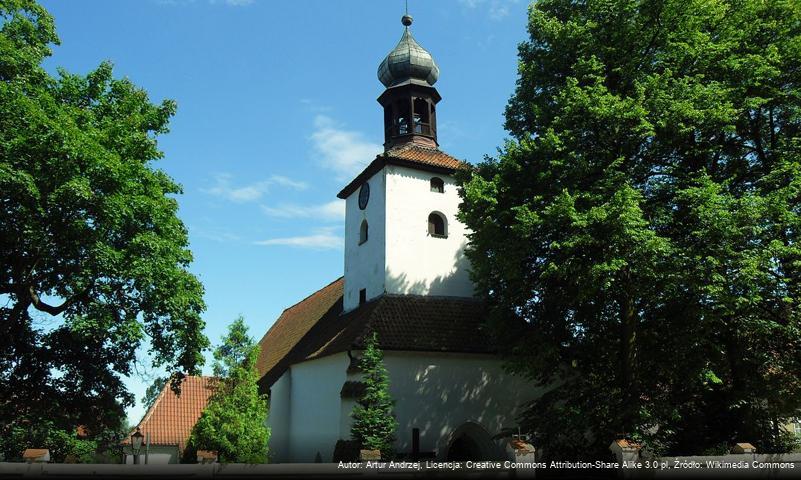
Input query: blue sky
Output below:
<box><xmin>38</xmin><ymin>0</ymin><xmax>529</xmax><ymax>424</ymax></box>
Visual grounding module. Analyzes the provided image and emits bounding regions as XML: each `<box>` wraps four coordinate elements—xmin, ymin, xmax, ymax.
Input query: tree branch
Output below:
<box><xmin>28</xmin><ymin>284</ymin><xmax>93</xmax><ymax>316</ymax></box>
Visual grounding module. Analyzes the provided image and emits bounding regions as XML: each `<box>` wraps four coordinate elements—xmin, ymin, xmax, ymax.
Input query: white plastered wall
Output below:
<box><xmin>286</xmin><ymin>353</ymin><xmax>349</xmax><ymax>462</ymax></box>
<box><xmin>123</xmin><ymin>446</ymin><xmax>179</xmax><ymax>464</ymax></box>
<box><xmin>383</xmin><ymin>351</ymin><xmax>537</xmax><ymax>458</ymax></box>
<box><xmin>274</xmin><ymin>350</ymin><xmax>538</xmax><ymax>463</ymax></box>
<box><xmin>339</xmin><ymin>361</ymin><xmax>362</xmax><ymax>441</ymax></box>
<box><xmin>343</xmin><ymin>170</ymin><xmax>387</xmax><ymax>312</ymax></box>
<box><xmin>384</xmin><ymin>166</ymin><xmax>474</xmax><ymax>298</ymax></box>
<box><xmin>343</xmin><ymin>163</ymin><xmax>475</xmax><ymax>312</ymax></box>
<box><xmin>332</xmin><ymin>351</ymin><xmax>539</xmax><ymax>459</ymax></box>
<box><xmin>267</xmin><ymin>371</ymin><xmax>292</xmax><ymax>463</ymax></box>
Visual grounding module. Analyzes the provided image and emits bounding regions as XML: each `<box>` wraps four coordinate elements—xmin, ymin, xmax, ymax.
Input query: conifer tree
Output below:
<box><xmin>350</xmin><ymin>332</ymin><xmax>397</xmax><ymax>459</ymax></box>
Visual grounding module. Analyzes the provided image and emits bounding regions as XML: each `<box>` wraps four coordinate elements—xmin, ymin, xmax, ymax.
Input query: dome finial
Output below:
<box><xmin>402</xmin><ymin>0</ymin><xmax>412</xmax><ymax>27</ymax></box>
<box><xmin>378</xmin><ymin>4</ymin><xmax>439</xmax><ymax>88</ymax></box>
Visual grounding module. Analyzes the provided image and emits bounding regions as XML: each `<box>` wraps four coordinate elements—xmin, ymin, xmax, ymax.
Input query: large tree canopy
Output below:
<box><xmin>459</xmin><ymin>0</ymin><xmax>801</xmax><ymax>459</ymax></box>
<box><xmin>0</xmin><ymin>0</ymin><xmax>208</xmax><ymax>452</ymax></box>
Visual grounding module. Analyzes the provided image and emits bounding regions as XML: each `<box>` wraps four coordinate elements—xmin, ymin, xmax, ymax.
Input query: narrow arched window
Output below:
<box><xmin>430</xmin><ymin>177</ymin><xmax>444</xmax><ymax>193</ymax></box>
<box><xmin>395</xmin><ymin>100</ymin><xmax>411</xmax><ymax>136</ymax></box>
<box><xmin>359</xmin><ymin>220</ymin><xmax>369</xmax><ymax>245</ymax></box>
<box><xmin>428</xmin><ymin>212</ymin><xmax>447</xmax><ymax>238</ymax></box>
<box><xmin>413</xmin><ymin>98</ymin><xmax>430</xmax><ymax>134</ymax></box>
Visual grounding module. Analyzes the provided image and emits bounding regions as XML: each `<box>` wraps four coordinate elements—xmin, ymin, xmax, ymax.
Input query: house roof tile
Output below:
<box><xmin>121</xmin><ymin>376</ymin><xmax>214</xmax><ymax>450</ymax></box>
<box><xmin>385</xmin><ymin>144</ymin><xmax>466</xmax><ymax>170</ymax></box>
<box><xmin>257</xmin><ymin>280</ymin><xmax>493</xmax><ymax>390</ymax></box>
<box><xmin>337</xmin><ymin>145</ymin><xmax>469</xmax><ymax>199</ymax></box>
<box><xmin>256</xmin><ymin>278</ymin><xmax>344</xmax><ymax>388</ymax></box>
<box><xmin>306</xmin><ymin>294</ymin><xmax>493</xmax><ymax>358</ymax></box>
<box><xmin>22</xmin><ymin>449</ymin><xmax>49</xmax><ymax>460</ymax></box>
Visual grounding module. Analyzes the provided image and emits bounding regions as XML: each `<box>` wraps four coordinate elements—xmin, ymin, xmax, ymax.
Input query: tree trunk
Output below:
<box><xmin>619</xmin><ymin>287</ymin><xmax>638</xmax><ymax>432</ymax></box>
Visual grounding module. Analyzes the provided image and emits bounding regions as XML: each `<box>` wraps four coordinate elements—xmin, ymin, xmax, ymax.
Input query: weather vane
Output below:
<box><xmin>402</xmin><ymin>0</ymin><xmax>413</xmax><ymax>27</ymax></box>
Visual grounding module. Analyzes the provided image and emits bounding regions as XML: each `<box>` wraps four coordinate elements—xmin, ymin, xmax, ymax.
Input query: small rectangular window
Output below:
<box><xmin>430</xmin><ymin>177</ymin><xmax>444</xmax><ymax>193</ymax></box>
<box><xmin>359</xmin><ymin>289</ymin><xmax>367</xmax><ymax>305</ymax></box>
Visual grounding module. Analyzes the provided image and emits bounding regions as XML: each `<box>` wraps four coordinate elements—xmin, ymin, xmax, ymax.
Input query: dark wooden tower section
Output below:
<box><xmin>378</xmin><ymin>83</ymin><xmax>440</xmax><ymax>149</ymax></box>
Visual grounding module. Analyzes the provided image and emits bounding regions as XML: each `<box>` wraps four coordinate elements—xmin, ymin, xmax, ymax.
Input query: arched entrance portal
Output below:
<box><xmin>445</xmin><ymin>422</ymin><xmax>500</xmax><ymax>461</ymax></box>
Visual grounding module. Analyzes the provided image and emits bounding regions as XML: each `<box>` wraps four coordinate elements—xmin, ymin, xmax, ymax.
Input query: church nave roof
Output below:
<box><xmin>256</xmin><ymin>279</ymin><xmax>492</xmax><ymax>390</ymax></box>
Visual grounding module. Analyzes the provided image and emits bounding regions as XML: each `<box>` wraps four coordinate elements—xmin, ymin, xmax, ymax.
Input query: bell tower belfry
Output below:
<box><xmin>338</xmin><ymin>13</ymin><xmax>474</xmax><ymax>312</ymax></box>
<box><xmin>377</xmin><ymin>14</ymin><xmax>441</xmax><ymax>150</ymax></box>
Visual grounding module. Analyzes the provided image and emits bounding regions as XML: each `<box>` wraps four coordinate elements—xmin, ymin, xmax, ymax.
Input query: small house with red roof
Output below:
<box><xmin>121</xmin><ymin>376</ymin><xmax>214</xmax><ymax>464</ymax></box>
<box><xmin>256</xmin><ymin>14</ymin><xmax>539</xmax><ymax>463</ymax></box>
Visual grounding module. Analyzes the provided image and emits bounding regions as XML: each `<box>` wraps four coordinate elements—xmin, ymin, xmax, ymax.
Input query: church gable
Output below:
<box><xmin>122</xmin><ymin>376</ymin><xmax>214</xmax><ymax>451</ymax></box>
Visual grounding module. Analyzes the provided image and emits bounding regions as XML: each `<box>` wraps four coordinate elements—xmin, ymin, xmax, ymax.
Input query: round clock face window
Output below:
<box><xmin>358</xmin><ymin>182</ymin><xmax>370</xmax><ymax>210</ymax></box>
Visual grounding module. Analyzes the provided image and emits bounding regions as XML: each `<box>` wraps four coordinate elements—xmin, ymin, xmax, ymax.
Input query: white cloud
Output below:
<box><xmin>254</xmin><ymin>227</ymin><xmax>342</xmax><ymax>250</ymax></box>
<box><xmin>260</xmin><ymin>200</ymin><xmax>344</xmax><ymax>221</ymax></box>
<box><xmin>192</xmin><ymin>228</ymin><xmax>241</xmax><ymax>243</ymax></box>
<box><xmin>458</xmin><ymin>0</ymin><xmax>519</xmax><ymax>20</ymax></box>
<box><xmin>310</xmin><ymin>115</ymin><xmax>382</xmax><ymax>181</ymax></box>
<box><xmin>202</xmin><ymin>173</ymin><xmax>307</xmax><ymax>203</ymax></box>
<box><xmin>489</xmin><ymin>4</ymin><xmax>510</xmax><ymax>20</ymax></box>
<box><xmin>299</xmin><ymin>99</ymin><xmax>332</xmax><ymax>113</ymax></box>
<box><xmin>269</xmin><ymin>175</ymin><xmax>309</xmax><ymax>191</ymax></box>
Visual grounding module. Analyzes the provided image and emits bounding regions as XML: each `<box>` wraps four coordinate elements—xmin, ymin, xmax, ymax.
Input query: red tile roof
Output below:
<box><xmin>122</xmin><ymin>376</ymin><xmax>214</xmax><ymax>449</ymax></box>
<box><xmin>22</xmin><ymin>449</ymin><xmax>49</xmax><ymax>460</ymax></box>
<box><xmin>306</xmin><ymin>294</ymin><xmax>493</xmax><ymax>359</ymax></box>
<box><xmin>386</xmin><ymin>144</ymin><xmax>466</xmax><ymax>170</ymax></box>
<box><xmin>613</xmin><ymin>439</ymin><xmax>642</xmax><ymax>449</ymax></box>
<box><xmin>256</xmin><ymin>278</ymin><xmax>344</xmax><ymax>387</ymax></box>
<box><xmin>337</xmin><ymin>144</ymin><xmax>470</xmax><ymax>199</ymax></box>
<box><xmin>256</xmin><ymin>279</ymin><xmax>493</xmax><ymax>390</ymax></box>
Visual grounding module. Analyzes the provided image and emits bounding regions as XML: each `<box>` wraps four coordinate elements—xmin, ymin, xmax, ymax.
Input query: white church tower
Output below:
<box><xmin>258</xmin><ymin>14</ymin><xmax>539</xmax><ymax>463</ymax></box>
<box><xmin>337</xmin><ymin>13</ymin><xmax>474</xmax><ymax>312</ymax></box>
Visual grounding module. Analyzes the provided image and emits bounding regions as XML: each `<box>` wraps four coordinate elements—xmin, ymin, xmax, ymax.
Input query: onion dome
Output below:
<box><xmin>377</xmin><ymin>15</ymin><xmax>440</xmax><ymax>88</ymax></box>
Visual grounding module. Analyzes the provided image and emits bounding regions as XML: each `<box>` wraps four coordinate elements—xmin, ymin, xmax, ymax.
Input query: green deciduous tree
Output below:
<box><xmin>0</xmin><ymin>424</ymin><xmax>95</xmax><ymax>463</ymax></box>
<box><xmin>350</xmin><ymin>332</ymin><xmax>397</xmax><ymax>459</ymax></box>
<box><xmin>0</xmin><ymin>0</ymin><xmax>208</xmax><ymax>456</ymax></box>
<box><xmin>188</xmin><ymin>317</ymin><xmax>269</xmax><ymax>463</ymax></box>
<box><xmin>459</xmin><ymin>0</ymin><xmax>801</xmax><ymax>459</ymax></box>
<box><xmin>142</xmin><ymin>376</ymin><xmax>168</xmax><ymax>411</ymax></box>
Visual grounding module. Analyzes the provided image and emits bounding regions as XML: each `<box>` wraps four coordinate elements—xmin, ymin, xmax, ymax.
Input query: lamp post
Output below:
<box><xmin>130</xmin><ymin>427</ymin><xmax>144</xmax><ymax>465</ymax></box>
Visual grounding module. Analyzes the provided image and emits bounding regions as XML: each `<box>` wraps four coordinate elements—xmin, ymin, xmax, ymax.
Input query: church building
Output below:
<box><xmin>256</xmin><ymin>13</ymin><xmax>538</xmax><ymax>463</ymax></box>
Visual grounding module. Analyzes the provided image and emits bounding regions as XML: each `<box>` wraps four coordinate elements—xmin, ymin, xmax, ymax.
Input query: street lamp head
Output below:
<box><xmin>131</xmin><ymin>427</ymin><xmax>144</xmax><ymax>454</ymax></box>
